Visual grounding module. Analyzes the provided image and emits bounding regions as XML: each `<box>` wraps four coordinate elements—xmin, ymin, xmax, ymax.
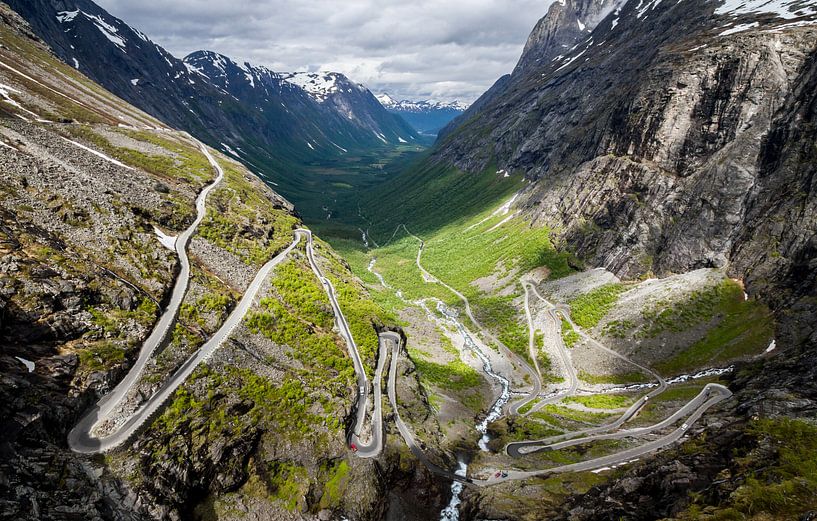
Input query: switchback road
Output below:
<box><xmin>69</xmin><ymin>144</ymin><xmax>304</xmax><ymax>453</ymax></box>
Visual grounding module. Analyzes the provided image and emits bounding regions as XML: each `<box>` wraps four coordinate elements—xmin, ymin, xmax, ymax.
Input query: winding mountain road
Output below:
<box><xmin>366</xmin><ymin>227</ymin><xmax>732</xmax><ymax>486</ymax></box>
<box><xmin>301</xmin><ymin>229</ymin><xmax>385</xmax><ymax>458</ymax></box>
<box><xmin>69</xmin><ymin>143</ymin><xmax>305</xmax><ymax>453</ymax></box>
<box><xmin>509</xmin><ymin>383</ymin><xmax>731</xmax><ymax>456</ymax></box>
<box><xmin>490</xmin><ymin>384</ymin><xmax>731</xmax><ymax>483</ymax></box>
<box><xmin>88</xmin><ymin>141</ymin><xmax>222</xmax><ymax>427</ymax></box>
<box><xmin>384</xmin><ymin>332</ymin><xmax>473</xmax><ymax>485</ymax></box>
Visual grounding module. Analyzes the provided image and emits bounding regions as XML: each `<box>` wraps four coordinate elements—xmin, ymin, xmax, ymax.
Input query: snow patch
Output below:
<box><xmin>130</xmin><ymin>78</ymin><xmax>139</xmax><ymax>86</ymax></box>
<box><xmin>15</xmin><ymin>356</ymin><xmax>35</xmax><ymax>373</ymax></box>
<box><xmin>373</xmin><ymin>131</ymin><xmax>388</xmax><ymax>144</ymax></box>
<box><xmin>0</xmin><ymin>83</ymin><xmax>50</xmax><ymax>122</ymax></box>
<box><xmin>82</xmin><ymin>12</ymin><xmax>127</xmax><ymax>51</ymax></box>
<box><xmin>56</xmin><ymin>10</ymin><xmax>79</xmax><ymax>23</ymax></box>
<box><xmin>556</xmin><ymin>48</ymin><xmax>587</xmax><ymax>72</ymax></box>
<box><xmin>220</xmin><ymin>143</ymin><xmax>240</xmax><ymax>157</ymax></box>
<box><xmin>72</xmin><ymin>58</ymin><xmax>80</xmax><ymax>69</ymax></box>
<box><xmin>486</xmin><ymin>212</ymin><xmax>517</xmax><ymax>233</ymax></box>
<box><xmin>153</xmin><ymin>226</ymin><xmax>176</xmax><ymax>250</ymax></box>
<box><xmin>765</xmin><ymin>339</ymin><xmax>777</xmax><ymax>353</ymax></box>
<box><xmin>636</xmin><ymin>0</ymin><xmax>664</xmax><ymax>18</ymax></box>
<box><xmin>398</xmin><ymin>137</ymin><xmax>408</xmax><ymax>143</ymax></box>
<box><xmin>63</xmin><ymin>138</ymin><xmax>133</xmax><ymax>170</ymax></box>
<box><xmin>719</xmin><ymin>21</ymin><xmax>760</xmax><ymax>35</ymax></box>
<box><xmin>715</xmin><ymin>0</ymin><xmax>817</xmax><ymax>18</ymax></box>
<box><xmin>282</xmin><ymin>72</ymin><xmax>341</xmax><ymax>102</ymax></box>
<box><xmin>377</xmin><ymin>93</ymin><xmax>469</xmax><ymax>112</ymax></box>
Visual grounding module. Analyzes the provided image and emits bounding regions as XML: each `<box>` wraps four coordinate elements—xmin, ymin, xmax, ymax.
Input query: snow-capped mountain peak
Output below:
<box><xmin>282</xmin><ymin>72</ymin><xmax>365</xmax><ymax>103</ymax></box>
<box><xmin>376</xmin><ymin>93</ymin><xmax>469</xmax><ymax>112</ymax></box>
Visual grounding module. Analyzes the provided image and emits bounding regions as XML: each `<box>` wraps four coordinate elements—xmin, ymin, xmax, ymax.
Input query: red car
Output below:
<box><xmin>350</xmin><ymin>443</ymin><xmax>358</xmax><ymax>452</ymax></box>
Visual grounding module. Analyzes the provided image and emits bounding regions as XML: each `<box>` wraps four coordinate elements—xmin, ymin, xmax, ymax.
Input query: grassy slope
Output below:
<box><xmin>0</xmin><ymin>17</ymin><xmax>394</xmax><ymax>512</ymax></box>
<box><xmin>326</xmin><ymin>178</ymin><xmax>575</xmax><ymax>398</ymax></box>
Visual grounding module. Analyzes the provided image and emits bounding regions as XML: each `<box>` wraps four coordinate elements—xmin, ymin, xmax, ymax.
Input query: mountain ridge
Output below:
<box><xmin>375</xmin><ymin>93</ymin><xmax>467</xmax><ymax>136</ymax></box>
<box><xmin>4</xmin><ymin>0</ymin><xmax>418</xmax><ymax>207</ymax></box>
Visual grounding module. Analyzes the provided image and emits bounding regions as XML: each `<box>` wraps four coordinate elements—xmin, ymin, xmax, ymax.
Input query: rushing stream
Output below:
<box><xmin>437</xmin><ymin>302</ymin><xmax>511</xmax><ymax>451</ymax></box>
<box><xmin>368</xmin><ymin>259</ymin><xmax>512</xmax><ymax>520</ymax></box>
<box><xmin>439</xmin><ymin>459</ymin><xmax>468</xmax><ymax>521</ymax></box>
<box><xmin>599</xmin><ymin>366</ymin><xmax>735</xmax><ymax>393</ymax></box>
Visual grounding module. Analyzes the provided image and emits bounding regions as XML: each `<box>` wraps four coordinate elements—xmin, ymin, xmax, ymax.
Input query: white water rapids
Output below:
<box><xmin>436</xmin><ymin>302</ymin><xmax>511</xmax><ymax>452</ymax></box>
<box><xmin>599</xmin><ymin>366</ymin><xmax>735</xmax><ymax>393</ymax></box>
<box><xmin>439</xmin><ymin>459</ymin><xmax>468</xmax><ymax>521</ymax></box>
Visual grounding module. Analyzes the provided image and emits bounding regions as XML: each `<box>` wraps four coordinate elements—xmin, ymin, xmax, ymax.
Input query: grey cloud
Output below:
<box><xmin>94</xmin><ymin>0</ymin><xmax>551</xmax><ymax>102</ymax></box>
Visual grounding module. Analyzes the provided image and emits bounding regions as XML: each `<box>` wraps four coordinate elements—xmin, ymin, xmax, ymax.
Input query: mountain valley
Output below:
<box><xmin>1</xmin><ymin>0</ymin><xmax>816</xmax><ymax>520</ymax></box>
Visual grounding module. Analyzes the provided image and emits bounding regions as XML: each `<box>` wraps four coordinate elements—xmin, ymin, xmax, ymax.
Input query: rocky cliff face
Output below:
<box><xmin>431</xmin><ymin>0</ymin><xmax>817</xmax><ymax>518</ymax></box>
<box><xmin>437</xmin><ymin>0</ymin><xmax>817</xmax><ymax>320</ymax></box>
<box><xmin>439</xmin><ymin>0</ymin><xmax>624</xmax><ymax>142</ymax></box>
<box><xmin>514</xmin><ymin>0</ymin><xmax>626</xmax><ymax>73</ymax></box>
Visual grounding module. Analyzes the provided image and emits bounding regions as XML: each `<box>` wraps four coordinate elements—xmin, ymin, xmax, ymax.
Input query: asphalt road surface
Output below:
<box><xmin>301</xmin><ymin>229</ymin><xmax>384</xmax><ymax>457</ymax></box>
<box><xmin>69</xmin><ymin>143</ymin><xmax>306</xmax><ymax>453</ymax></box>
<box><xmin>68</xmin><ymin>231</ymin><xmax>303</xmax><ymax>453</ymax></box>
<box><xmin>384</xmin><ymin>332</ymin><xmax>473</xmax><ymax>485</ymax></box>
<box><xmin>492</xmin><ymin>385</ymin><xmax>732</xmax><ymax>483</ymax></box>
<box><xmin>88</xmin><ymin>140</ymin><xmax>223</xmax><ymax>427</ymax></box>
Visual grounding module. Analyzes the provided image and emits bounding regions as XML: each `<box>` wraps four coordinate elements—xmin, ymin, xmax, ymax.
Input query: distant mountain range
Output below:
<box><xmin>376</xmin><ymin>93</ymin><xmax>468</xmax><ymax>136</ymax></box>
<box><xmin>6</xmin><ymin>0</ymin><xmax>417</xmax><ymax>199</ymax></box>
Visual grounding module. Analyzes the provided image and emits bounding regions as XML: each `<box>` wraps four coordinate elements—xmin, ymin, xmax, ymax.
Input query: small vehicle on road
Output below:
<box><xmin>350</xmin><ymin>443</ymin><xmax>358</xmax><ymax>452</ymax></box>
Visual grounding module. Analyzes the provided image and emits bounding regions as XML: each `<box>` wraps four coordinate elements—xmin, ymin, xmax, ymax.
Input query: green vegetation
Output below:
<box><xmin>64</xmin><ymin>125</ymin><xmax>212</xmax><ymax>185</ymax></box>
<box><xmin>245</xmin><ymin>260</ymin><xmax>355</xmax><ymax>391</ymax></box>
<box><xmin>501</xmin><ymin>416</ymin><xmax>563</xmax><ymax>443</ymax></box>
<box><xmin>569</xmin><ymin>283</ymin><xmax>628</xmax><ymax>329</ymax></box>
<box><xmin>733</xmin><ymin>418</ymin><xmax>817</xmax><ymax>516</ymax></box>
<box><xmin>518</xmin><ymin>400</ymin><xmax>539</xmax><ymax>415</ymax></box>
<box><xmin>602</xmin><ymin>319</ymin><xmax>635</xmax><ymax>338</ymax></box>
<box><xmin>197</xmin><ymin>159</ymin><xmax>299</xmax><ymax>266</ymax></box>
<box><xmin>534</xmin><ymin>405</ymin><xmax>616</xmax><ymax>425</ymax></box>
<box><xmin>261</xmin><ymin>461</ymin><xmax>308</xmax><ymax>511</ymax></box>
<box><xmin>179</xmin><ymin>268</ymin><xmax>236</xmax><ymax>330</ymax></box>
<box><xmin>328</xmin><ymin>196</ymin><xmax>574</xmax><ymax>380</ymax></box>
<box><xmin>652</xmin><ymin>384</ymin><xmax>709</xmax><ymax>403</ymax></box>
<box><xmin>319</xmin><ymin>460</ymin><xmax>351</xmax><ymax>509</ymax></box>
<box><xmin>561</xmin><ymin>318</ymin><xmax>580</xmax><ymax>347</ymax></box>
<box><xmin>361</xmin><ymin>161</ymin><xmax>524</xmax><ymax>237</ymax></box>
<box><xmin>677</xmin><ymin>418</ymin><xmax>817</xmax><ymax>520</ymax></box>
<box><xmin>156</xmin><ymin>366</ymin><xmax>327</xmax><ymax>445</ymax></box>
<box><xmin>78</xmin><ymin>341</ymin><xmax>125</xmax><ymax>371</ymax></box>
<box><xmin>655</xmin><ymin>281</ymin><xmax>774</xmax><ymax>374</ymax></box>
<box><xmin>564</xmin><ymin>394</ymin><xmax>634</xmax><ymax>409</ymax></box>
<box><xmin>420</xmin><ymin>216</ymin><xmax>572</xmax><ymax>293</ymax></box>
<box><xmin>85</xmin><ymin>296</ymin><xmax>158</xmax><ymax>341</ymax></box>
<box><xmin>411</xmin><ymin>356</ymin><xmax>483</xmax><ymax>391</ymax></box>
<box><xmin>640</xmin><ymin>280</ymin><xmax>744</xmax><ymax>338</ymax></box>
<box><xmin>474</xmin><ymin>295</ymin><xmax>530</xmax><ymax>361</ymax></box>
<box><xmin>577</xmin><ymin>370</ymin><xmax>648</xmax><ymax>385</ymax></box>
<box><xmin>314</xmin><ymin>238</ymin><xmax>395</xmax><ymax>370</ymax></box>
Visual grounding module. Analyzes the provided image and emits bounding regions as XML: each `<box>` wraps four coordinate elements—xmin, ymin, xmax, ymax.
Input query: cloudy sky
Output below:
<box><xmin>93</xmin><ymin>0</ymin><xmax>552</xmax><ymax>103</ymax></box>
